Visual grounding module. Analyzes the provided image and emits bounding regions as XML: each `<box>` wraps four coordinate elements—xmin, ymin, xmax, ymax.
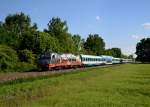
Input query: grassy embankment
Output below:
<box><xmin>0</xmin><ymin>64</ymin><xmax>150</xmax><ymax>107</ymax></box>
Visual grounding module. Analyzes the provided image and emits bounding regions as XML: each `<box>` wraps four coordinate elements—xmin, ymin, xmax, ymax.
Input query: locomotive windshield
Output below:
<box><xmin>38</xmin><ymin>53</ymin><xmax>52</xmax><ymax>64</ymax></box>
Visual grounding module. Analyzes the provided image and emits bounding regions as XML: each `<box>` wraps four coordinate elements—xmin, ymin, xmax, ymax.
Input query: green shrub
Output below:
<box><xmin>13</xmin><ymin>62</ymin><xmax>37</xmax><ymax>72</ymax></box>
<box><xmin>0</xmin><ymin>45</ymin><xmax>18</xmax><ymax>71</ymax></box>
<box><xmin>0</xmin><ymin>45</ymin><xmax>37</xmax><ymax>72</ymax></box>
<box><xmin>18</xmin><ymin>49</ymin><xmax>36</xmax><ymax>64</ymax></box>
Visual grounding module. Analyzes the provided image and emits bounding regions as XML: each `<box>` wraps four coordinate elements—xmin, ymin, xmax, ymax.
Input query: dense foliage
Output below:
<box><xmin>84</xmin><ymin>34</ymin><xmax>105</xmax><ymax>55</ymax></box>
<box><xmin>136</xmin><ymin>38</ymin><xmax>150</xmax><ymax>62</ymax></box>
<box><xmin>0</xmin><ymin>45</ymin><xmax>18</xmax><ymax>71</ymax></box>
<box><xmin>0</xmin><ymin>45</ymin><xmax>36</xmax><ymax>72</ymax></box>
<box><xmin>105</xmin><ymin>48</ymin><xmax>122</xmax><ymax>58</ymax></box>
<box><xmin>0</xmin><ymin>12</ymin><xmax>126</xmax><ymax>72</ymax></box>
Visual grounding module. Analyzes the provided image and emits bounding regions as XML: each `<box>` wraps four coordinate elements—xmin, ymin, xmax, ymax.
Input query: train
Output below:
<box><xmin>38</xmin><ymin>52</ymin><xmax>132</xmax><ymax>70</ymax></box>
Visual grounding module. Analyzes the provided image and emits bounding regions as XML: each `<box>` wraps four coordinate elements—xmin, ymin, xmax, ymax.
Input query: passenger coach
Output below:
<box><xmin>80</xmin><ymin>55</ymin><xmax>105</xmax><ymax>66</ymax></box>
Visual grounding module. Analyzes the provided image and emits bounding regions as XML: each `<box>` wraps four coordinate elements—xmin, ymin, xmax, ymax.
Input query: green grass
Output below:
<box><xmin>0</xmin><ymin>64</ymin><xmax>150</xmax><ymax>107</ymax></box>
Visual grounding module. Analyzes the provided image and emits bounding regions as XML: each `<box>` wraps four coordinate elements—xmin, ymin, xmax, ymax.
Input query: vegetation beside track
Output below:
<box><xmin>0</xmin><ymin>64</ymin><xmax>150</xmax><ymax>107</ymax></box>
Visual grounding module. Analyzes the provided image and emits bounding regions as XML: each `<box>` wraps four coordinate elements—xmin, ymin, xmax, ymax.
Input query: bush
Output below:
<box><xmin>0</xmin><ymin>45</ymin><xmax>18</xmax><ymax>71</ymax></box>
<box><xmin>13</xmin><ymin>62</ymin><xmax>37</xmax><ymax>72</ymax></box>
<box><xmin>18</xmin><ymin>49</ymin><xmax>36</xmax><ymax>64</ymax></box>
<box><xmin>0</xmin><ymin>45</ymin><xmax>37</xmax><ymax>72</ymax></box>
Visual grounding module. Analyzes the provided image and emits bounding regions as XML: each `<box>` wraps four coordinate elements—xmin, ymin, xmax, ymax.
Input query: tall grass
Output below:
<box><xmin>0</xmin><ymin>64</ymin><xmax>150</xmax><ymax>107</ymax></box>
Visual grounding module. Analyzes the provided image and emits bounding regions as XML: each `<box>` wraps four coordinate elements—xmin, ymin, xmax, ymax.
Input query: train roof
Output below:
<box><xmin>80</xmin><ymin>54</ymin><xmax>102</xmax><ymax>58</ymax></box>
<box><xmin>113</xmin><ymin>57</ymin><xmax>121</xmax><ymax>59</ymax></box>
<box><xmin>101</xmin><ymin>55</ymin><xmax>114</xmax><ymax>58</ymax></box>
<box><xmin>61</xmin><ymin>53</ymin><xmax>77</xmax><ymax>58</ymax></box>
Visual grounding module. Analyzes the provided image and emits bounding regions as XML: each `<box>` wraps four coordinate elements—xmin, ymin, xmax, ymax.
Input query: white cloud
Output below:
<box><xmin>142</xmin><ymin>23</ymin><xmax>150</xmax><ymax>29</ymax></box>
<box><xmin>96</xmin><ymin>16</ymin><xmax>100</xmax><ymax>21</ymax></box>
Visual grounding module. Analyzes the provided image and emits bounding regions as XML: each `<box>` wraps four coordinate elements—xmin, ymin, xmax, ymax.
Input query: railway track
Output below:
<box><xmin>0</xmin><ymin>64</ymin><xmax>120</xmax><ymax>83</ymax></box>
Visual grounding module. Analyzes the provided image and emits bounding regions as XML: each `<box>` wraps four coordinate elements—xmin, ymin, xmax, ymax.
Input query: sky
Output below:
<box><xmin>0</xmin><ymin>0</ymin><xmax>150</xmax><ymax>55</ymax></box>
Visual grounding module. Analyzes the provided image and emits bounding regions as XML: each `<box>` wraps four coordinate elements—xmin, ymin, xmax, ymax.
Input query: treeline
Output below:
<box><xmin>0</xmin><ymin>12</ymin><xmax>128</xmax><ymax>72</ymax></box>
<box><xmin>136</xmin><ymin>38</ymin><xmax>150</xmax><ymax>63</ymax></box>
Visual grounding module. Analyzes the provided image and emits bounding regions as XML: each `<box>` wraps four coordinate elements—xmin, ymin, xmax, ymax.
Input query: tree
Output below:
<box><xmin>105</xmin><ymin>48</ymin><xmax>122</xmax><ymax>58</ymax></box>
<box><xmin>35</xmin><ymin>32</ymin><xmax>60</xmax><ymax>54</ymax></box>
<box><xmin>105</xmin><ymin>49</ymin><xmax>113</xmax><ymax>56</ymax></box>
<box><xmin>4</xmin><ymin>12</ymin><xmax>31</xmax><ymax>39</ymax></box>
<box><xmin>5</xmin><ymin>12</ymin><xmax>31</xmax><ymax>30</ymax></box>
<box><xmin>46</xmin><ymin>17</ymin><xmax>68</xmax><ymax>38</ymax></box>
<box><xmin>0</xmin><ymin>12</ymin><xmax>38</xmax><ymax>50</ymax></box>
<box><xmin>45</xmin><ymin>17</ymin><xmax>76</xmax><ymax>53</ymax></box>
<box><xmin>111</xmin><ymin>48</ymin><xmax>122</xmax><ymax>58</ymax></box>
<box><xmin>136</xmin><ymin>38</ymin><xmax>150</xmax><ymax>62</ymax></box>
<box><xmin>84</xmin><ymin>34</ymin><xmax>105</xmax><ymax>55</ymax></box>
<box><xmin>72</xmin><ymin>34</ymin><xmax>85</xmax><ymax>54</ymax></box>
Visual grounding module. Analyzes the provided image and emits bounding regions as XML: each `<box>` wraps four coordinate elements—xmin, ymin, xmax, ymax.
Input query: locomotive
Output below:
<box><xmin>38</xmin><ymin>52</ymin><xmax>132</xmax><ymax>70</ymax></box>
